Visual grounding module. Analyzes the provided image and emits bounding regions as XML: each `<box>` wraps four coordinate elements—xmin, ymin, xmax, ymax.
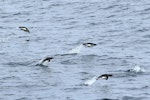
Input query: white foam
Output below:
<box><xmin>68</xmin><ymin>44</ymin><xmax>84</xmax><ymax>54</ymax></box>
<box><xmin>84</xmin><ymin>76</ymin><xmax>97</xmax><ymax>86</ymax></box>
<box><xmin>131</xmin><ymin>65</ymin><xmax>146</xmax><ymax>73</ymax></box>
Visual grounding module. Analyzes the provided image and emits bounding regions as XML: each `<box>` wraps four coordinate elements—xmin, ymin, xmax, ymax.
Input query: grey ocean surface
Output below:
<box><xmin>0</xmin><ymin>0</ymin><xmax>150</xmax><ymax>100</ymax></box>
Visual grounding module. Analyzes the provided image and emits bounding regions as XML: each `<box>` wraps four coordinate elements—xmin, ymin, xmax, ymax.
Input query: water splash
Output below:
<box><xmin>129</xmin><ymin>65</ymin><xmax>146</xmax><ymax>73</ymax></box>
<box><xmin>68</xmin><ymin>44</ymin><xmax>84</xmax><ymax>54</ymax></box>
<box><xmin>84</xmin><ymin>76</ymin><xmax>97</xmax><ymax>86</ymax></box>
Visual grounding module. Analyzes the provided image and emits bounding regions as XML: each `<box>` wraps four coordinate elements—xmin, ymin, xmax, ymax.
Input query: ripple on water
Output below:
<box><xmin>122</xmin><ymin>96</ymin><xmax>147</xmax><ymax>100</ymax></box>
<box><xmin>99</xmin><ymin>98</ymin><xmax>119</xmax><ymax>100</ymax></box>
<box><xmin>61</xmin><ymin>59</ymin><xmax>78</xmax><ymax>65</ymax></box>
<box><xmin>3</xmin><ymin>61</ymin><xmax>33</xmax><ymax>67</ymax></box>
<box><xmin>1</xmin><ymin>0</ymin><xmax>150</xmax><ymax>100</ymax></box>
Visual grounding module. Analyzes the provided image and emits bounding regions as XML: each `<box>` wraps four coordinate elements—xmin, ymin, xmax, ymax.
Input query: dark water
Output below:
<box><xmin>0</xmin><ymin>0</ymin><xmax>150</xmax><ymax>100</ymax></box>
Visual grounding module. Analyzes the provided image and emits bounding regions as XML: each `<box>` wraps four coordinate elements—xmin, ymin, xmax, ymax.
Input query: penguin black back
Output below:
<box><xmin>42</xmin><ymin>57</ymin><xmax>53</xmax><ymax>63</ymax></box>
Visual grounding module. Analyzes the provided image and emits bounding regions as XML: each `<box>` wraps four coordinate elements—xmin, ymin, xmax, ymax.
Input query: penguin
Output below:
<box><xmin>82</xmin><ymin>43</ymin><xmax>96</xmax><ymax>47</ymax></box>
<box><xmin>19</xmin><ymin>26</ymin><xmax>30</xmax><ymax>33</ymax></box>
<box><xmin>84</xmin><ymin>74</ymin><xmax>112</xmax><ymax>86</ymax></box>
<box><xmin>38</xmin><ymin>57</ymin><xmax>53</xmax><ymax>66</ymax></box>
<box><xmin>97</xmin><ymin>74</ymin><xmax>113</xmax><ymax>80</ymax></box>
<box><xmin>41</xmin><ymin>57</ymin><xmax>53</xmax><ymax>63</ymax></box>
